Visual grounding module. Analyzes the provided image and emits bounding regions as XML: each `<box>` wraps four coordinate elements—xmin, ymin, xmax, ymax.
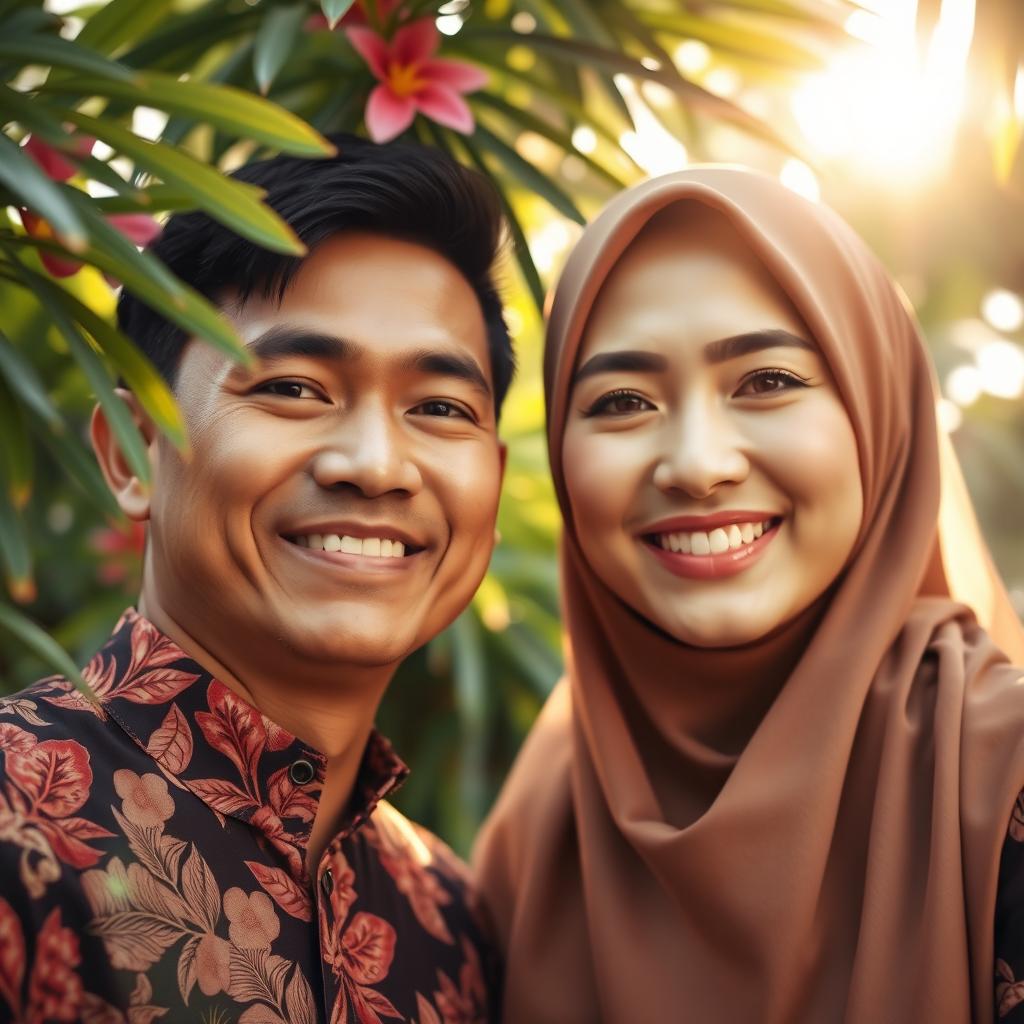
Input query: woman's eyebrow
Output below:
<box><xmin>573</xmin><ymin>350</ymin><xmax>669</xmax><ymax>384</ymax></box>
<box><xmin>703</xmin><ymin>329</ymin><xmax>815</xmax><ymax>364</ymax></box>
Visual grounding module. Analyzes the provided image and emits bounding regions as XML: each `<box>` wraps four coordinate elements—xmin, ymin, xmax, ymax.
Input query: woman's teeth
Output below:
<box><xmin>656</xmin><ymin>520</ymin><xmax>772</xmax><ymax>556</ymax></box>
<box><xmin>293</xmin><ymin>534</ymin><xmax>406</xmax><ymax>558</ymax></box>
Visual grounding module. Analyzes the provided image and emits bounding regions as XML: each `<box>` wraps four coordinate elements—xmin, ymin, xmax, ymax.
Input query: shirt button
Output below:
<box><xmin>321</xmin><ymin>869</ymin><xmax>334</xmax><ymax>897</ymax></box>
<box><xmin>288</xmin><ymin>758</ymin><xmax>316</xmax><ymax>785</ymax></box>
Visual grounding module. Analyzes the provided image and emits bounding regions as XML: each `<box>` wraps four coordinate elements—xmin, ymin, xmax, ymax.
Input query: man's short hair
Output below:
<box><xmin>117</xmin><ymin>133</ymin><xmax>515</xmax><ymax>415</ymax></box>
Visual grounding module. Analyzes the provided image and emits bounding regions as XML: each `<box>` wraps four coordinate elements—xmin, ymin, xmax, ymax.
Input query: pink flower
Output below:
<box><xmin>90</xmin><ymin>521</ymin><xmax>146</xmax><ymax>587</ymax></box>
<box><xmin>346</xmin><ymin>18</ymin><xmax>487</xmax><ymax>142</ymax></box>
<box><xmin>223</xmin><ymin>888</ymin><xmax>281</xmax><ymax>949</ymax></box>
<box><xmin>113</xmin><ymin>769</ymin><xmax>175</xmax><ymax>829</ymax></box>
<box><xmin>20</xmin><ymin>134</ymin><xmax>161</xmax><ymax>280</ymax></box>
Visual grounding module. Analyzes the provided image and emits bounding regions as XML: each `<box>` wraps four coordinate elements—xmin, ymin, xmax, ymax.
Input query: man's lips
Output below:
<box><xmin>279</xmin><ymin>520</ymin><xmax>427</xmax><ymax>554</ymax></box>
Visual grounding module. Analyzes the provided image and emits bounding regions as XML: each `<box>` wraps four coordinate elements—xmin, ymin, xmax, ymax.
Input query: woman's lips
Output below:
<box><xmin>643</xmin><ymin>519</ymin><xmax>781</xmax><ymax>580</ymax></box>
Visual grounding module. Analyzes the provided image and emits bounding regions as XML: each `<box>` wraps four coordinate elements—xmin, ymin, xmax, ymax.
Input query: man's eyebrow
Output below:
<box><xmin>572</xmin><ymin>350</ymin><xmax>669</xmax><ymax>385</ymax></box>
<box><xmin>703</xmin><ymin>329</ymin><xmax>816</xmax><ymax>364</ymax></box>
<box><xmin>403</xmin><ymin>348</ymin><xmax>492</xmax><ymax>398</ymax></box>
<box><xmin>245</xmin><ymin>326</ymin><xmax>353</xmax><ymax>364</ymax></box>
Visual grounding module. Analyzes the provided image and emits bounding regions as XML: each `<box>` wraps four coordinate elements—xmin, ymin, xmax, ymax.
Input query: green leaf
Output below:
<box><xmin>0</xmin><ymin>33</ymin><xmax>136</xmax><ymax>81</ymax></box>
<box><xmin>0</xmin><ymin>134</ymin><xmax>87</xmax><ymax>249</ymax></box>
<box><xmin>253</xmin><ymin>4</ymin><xmax>307</xmax><ymax>95</ymax></box>
<box><xmin>637</xmin><ymin>9</ymin><xmax>828</xmax><ymax>70</ymax></box>
<box><xmin>0</xmin><ymin>376</ymin><xmax>32</xmax><ymax>508</ymax></box>
<box><xmin>14</xmin><ymin>265</ymin><xmax>186</xmax><ymax>450</ymax></box>
<box><xmin>41</xmin><ymin>71</ymin><xmax>335</xmax><ymax>157</ymax></box>
<box><xmin>454</xmin><ymin>129</ymin><xmax>545</xmax><ymax>311</ymax></box>
<box><xmin>0</xmin><ymin>329</ymin><xmax>62</xmax><ymax>431</ymax></box>
<box><xmin>64</xmin><ymin>110</ymin><xmax>306</xmax><ymax>255</ymax></box>
<box><xmin>0</xmin><ymin>82</ymin><xmax>71</xmax><ymax>141</ymax></box>
<box><xmin>91</xmin><ymin>185</ymin><xmax>197</xmax><ymax>215</ymax></box>
<box><xmin>471</xmin><ymin>92</ymin><xmax>628</xmax><ymax>189</ymax></box>
<box><xmin>449</xmin><ymin>610</ymin><xmax>489</xmax><ymax>821</ymax></box>
<box><xmin>0</xmin><ymin>498</ymin><xmax>33</xmax><ymax>603</ymax></box>
<box><xmin>0</xmin><ymin>603</ymin><xmax>96</xmax><ymax>702</ymax></box>
<box><xmin>465</xmin><ymin>28</ymin><xmax>807</xmax><ymax>159</ymax></box>
<box><xmin>59</xmin><ymin>189</ymin><xmax>251</xmax><ymax>367</ymax></box>
<box><xmin>470</xmin><ymin>121</ymin><xmax>586</xmax><ymax>224</ymax></box>
<box><xmin>74</xmin><ymin>0</ymin><xmax>177</xmax><ymax>58</ymax></box>
<box><xmin>321</xmin><ymin>0</ymin><xmax>356</xmax><ymax>29</ymax></box>
<box><xmin>34</xmin><ymin>414</ymin><xmax>121</xmax><ymax>519</ymax></box>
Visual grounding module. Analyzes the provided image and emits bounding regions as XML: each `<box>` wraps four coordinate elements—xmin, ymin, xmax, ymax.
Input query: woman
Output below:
<box><xmin>473</xmin><ymin>169</ymin><xmax>1024</xmax><ymax>1023</ymax></box>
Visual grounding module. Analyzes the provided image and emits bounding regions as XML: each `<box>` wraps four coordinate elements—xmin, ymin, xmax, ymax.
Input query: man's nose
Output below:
<box><xmin>309</xmin><ymin>403</ymin><xmax>423</xmax><ymax>497</ymax></box>
<box><xmin>651</xmin><ymin>396</ymin><xmax>750</xmax><ymax>499</ymax></box>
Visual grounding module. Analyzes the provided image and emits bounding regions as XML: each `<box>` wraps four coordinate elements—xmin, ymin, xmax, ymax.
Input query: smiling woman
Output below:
<box><xmin>474</xmin><ymin>168</ymin><xmax>1024</xmax><ymax>1024</ymax></box>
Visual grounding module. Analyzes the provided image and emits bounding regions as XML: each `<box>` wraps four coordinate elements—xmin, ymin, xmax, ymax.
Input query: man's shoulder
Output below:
<box><xmin>0</xmin><ymin>674</ymin><xmax>105</xmax><ymax>736</ymax></box>
<box><xmin>366</xmin><ymin>799</ymin><xmax>472</xmax><ymax>890</ymax></box>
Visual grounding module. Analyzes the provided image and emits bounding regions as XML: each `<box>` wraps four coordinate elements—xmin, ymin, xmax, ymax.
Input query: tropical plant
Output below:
<box><xmin>1</xmin><ymin>0</ymin><xmax>864</xmax><ymax>851</ymax></box>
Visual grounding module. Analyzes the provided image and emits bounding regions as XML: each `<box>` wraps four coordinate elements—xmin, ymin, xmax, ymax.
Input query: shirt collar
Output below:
<box><xmin>83</xmin><ymin>609</ymin><xmax>409</xmax><ymax>850</ymax></box>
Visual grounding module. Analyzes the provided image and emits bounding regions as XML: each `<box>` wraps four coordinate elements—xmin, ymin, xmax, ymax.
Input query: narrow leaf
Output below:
<box><xmin>470</xmin><ymin>122</ymin><xmax>586</xmax><ymax>224</ymax></box>
<box><xmin>0</xmin><ymin>330</ymin><xmax>62</xmax><ymax>430</ymax></box>
<box><xmin>0</xmin><ymin>376</ymin><xmax>32</xmax><ymax>508</ymax></box>
<box><xmin>0</xmin><ymin>497</ymin><xmax>33</xmax><ymax>603</ymax></box>
<box><xmin>321</xmin><ymin>0</ymin><xmax>356</xmax><ymax>29</ymax></box>
<box><xmin>253</xmin><ymin>5</ymin><xmax>307</xmax><ymax>95</ymax></box>
<box><xmin>59</xmin><ymin>190</ymin><xmax>251</xmax><ymax>366</ymax></box>
<box><xmin>0</xmin><ymin>34</ymin><xmax>136</xmax><ymax>81</ymax></box>
<box><xmin>0</xmin><ymin>134</ymin><xmax>86</xmax><ymax>248</ymax></box>
<box><xmin>0</xmin><ymin>603</ymin><xmax>96</xmax><ymax>704</ymax></box>
<box><xmin>14</xmin><ymin>265</ymin><xmax>186</xmax><ymax>450</ymax></box>
<box><xmin>41</xmin><ymin>72</ymin><xmax>335</xmax><ymax>156</ymax></box>
<box><xmin>64</xmin><ymin>111</ymin><xmax>305</xmax><ymax>255</ymax></box>
<box><xmin>74</xmin><ymin>0</ymin><xmax>177</xmax><ymax>58</ymax></box>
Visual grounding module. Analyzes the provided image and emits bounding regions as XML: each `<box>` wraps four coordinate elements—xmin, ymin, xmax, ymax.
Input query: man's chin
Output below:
<box><xmin>276</xmin><ymin>616</ymin><xmax>421</xmax><ymax>670</ymax></box>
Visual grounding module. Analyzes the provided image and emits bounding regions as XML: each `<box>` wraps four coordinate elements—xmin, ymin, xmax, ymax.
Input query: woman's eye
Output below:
<box><xmin>413</xmin><ymin>399</ymin><xmax>472</xmax><ymax>420</ymax></box>
<box><xmin>256</xmin><ymin>380</ymin><xmax>319</xmax><ymax>400</ymax></box>
<box><xmin>586</xmin><ymin>390</ymin><xmax>655</xmax><ymax>416</ymax></box>
<box><xmin>735</xmin><ymin>369</ymin><xmax>809</xmax><ymax>397</ymax></box>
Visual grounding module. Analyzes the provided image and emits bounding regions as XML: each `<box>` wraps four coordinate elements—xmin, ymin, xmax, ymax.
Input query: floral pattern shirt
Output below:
<box><xmin>0</xmin><ymin>609</ymin><xmax>496</xmax><ymax>1024</ymax></box>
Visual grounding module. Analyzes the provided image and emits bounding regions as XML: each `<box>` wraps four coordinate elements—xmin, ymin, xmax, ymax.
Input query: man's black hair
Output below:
<box><xmin>117</xmin><ymin>133</ymin><xmax>515</xmax><ymax>415</ymax></box>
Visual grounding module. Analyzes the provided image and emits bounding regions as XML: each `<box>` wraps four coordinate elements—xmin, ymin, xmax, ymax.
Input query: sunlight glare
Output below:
<box><xmin>792</xmin><ymin>0</ymin><xmax>976</xmax><ymax>184</ymax></box>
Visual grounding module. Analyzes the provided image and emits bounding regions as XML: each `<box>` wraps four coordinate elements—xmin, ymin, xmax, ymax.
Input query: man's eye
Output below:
<box><xmin>735</xmin><ymin>369</ymin><xmax>810</xmax><ymax>397</ymax></box>
<box><xmin>256</xmin><ymin>380</ymin><xmax>319</xmax><ymax>400</ymax></box>
<box><xmin>413</xmin><ymin>400</ymin><xmax>472</xmax><ymax>420</ymax></box>
<box><xmin>585</xmin><ymin>389</ymin><xmax>655</xmax><ymax>417</ymax></box>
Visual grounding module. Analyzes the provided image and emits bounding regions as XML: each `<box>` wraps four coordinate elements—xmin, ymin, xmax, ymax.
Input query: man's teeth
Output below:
<box><xmin>657</xmin><ymin>520</ymin><xmax>772</xmax><ymax>556</ymax></box>
<box><xmin>294</xmin><ymin>534</ymin><xmax>406</xmax><ymax>558</ymax></box>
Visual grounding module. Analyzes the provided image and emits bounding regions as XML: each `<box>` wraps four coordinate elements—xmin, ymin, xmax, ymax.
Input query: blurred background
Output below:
<box><xmin>1</xmin><ymin>0</ymin><xmax>1022</xmax><ymax>854</ymax></box>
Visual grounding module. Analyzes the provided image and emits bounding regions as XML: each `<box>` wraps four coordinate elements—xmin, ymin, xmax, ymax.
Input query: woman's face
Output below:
<box><xmin>563</xmin><ymin>204</ymin><xmax>864</xmax><ymax>648</ymax></box>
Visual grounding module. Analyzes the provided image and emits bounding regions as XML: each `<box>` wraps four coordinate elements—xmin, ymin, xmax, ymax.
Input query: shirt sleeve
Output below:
<box><xmin>995</xmin><ymin>792</ymin><xmax>1024</xmax><ymax>1020</ymax></box>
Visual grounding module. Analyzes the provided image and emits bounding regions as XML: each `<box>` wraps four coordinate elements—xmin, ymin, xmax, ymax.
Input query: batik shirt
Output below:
<box><xmin>0</xmin><ymin>609</ymin><xmax>496</xmax><ymax>1024</ymax></box>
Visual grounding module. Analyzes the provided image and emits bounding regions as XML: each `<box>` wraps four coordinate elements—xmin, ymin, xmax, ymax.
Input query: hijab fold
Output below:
<box><xmin>473</xmin><ymin>169</ymin><xmax>1024</xmax><ymax>1023</ymax></box>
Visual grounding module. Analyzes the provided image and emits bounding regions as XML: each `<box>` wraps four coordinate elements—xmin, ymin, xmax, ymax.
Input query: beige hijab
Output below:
<box><xmin>473</xmin><ymin>169</ymin><xmax>1024</xmax><ymax>1023</ymax></box>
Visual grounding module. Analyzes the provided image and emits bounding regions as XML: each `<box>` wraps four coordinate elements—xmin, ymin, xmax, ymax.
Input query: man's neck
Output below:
<box><xmin>136</xmin><ymin>593</ymin><xmax>397</xmax><ymax>875</ymax></box>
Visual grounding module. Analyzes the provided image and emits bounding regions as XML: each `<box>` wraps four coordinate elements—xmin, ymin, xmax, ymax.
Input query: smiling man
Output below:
<box><xmin>0</xmin><ymin>136</ymin><xmax>510</xmax><ymax>1023</ymax></box>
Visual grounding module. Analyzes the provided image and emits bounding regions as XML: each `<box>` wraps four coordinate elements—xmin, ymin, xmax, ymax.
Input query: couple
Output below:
<box><xmin>2</xmin><ymin>134</ymin><xmax>1024</xmax><ymax>1024</ymax></box>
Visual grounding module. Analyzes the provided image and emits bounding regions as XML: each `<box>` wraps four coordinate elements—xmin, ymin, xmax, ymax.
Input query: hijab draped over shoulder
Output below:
<box><xmin>473</xmin><ymin>168</ymin><xmax>1024</xmax><ymax>1023</ymax></box>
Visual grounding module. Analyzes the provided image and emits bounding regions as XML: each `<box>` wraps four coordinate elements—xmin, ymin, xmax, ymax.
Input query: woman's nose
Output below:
<box><xmin>652</xmin><ymin>397</ymin><xmax>750</xmax><ymax>499</ymax></box>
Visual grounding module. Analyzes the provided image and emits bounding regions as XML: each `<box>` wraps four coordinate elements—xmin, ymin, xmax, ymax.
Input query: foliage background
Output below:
<box><xmin>1</xmin><ymin>0</ymin><xmax>1022</xmax><ymax>855</ymax></box>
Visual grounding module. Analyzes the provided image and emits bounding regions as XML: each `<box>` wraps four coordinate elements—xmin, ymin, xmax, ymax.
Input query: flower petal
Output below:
<box><xmin>345</xmin><ymin>25</ymin><xmax>389</xmax><ymax>79</ymax></box>
<box><xmin>365</xmin><ymin>84</ymin><xmax>416</xmax><ymax>142</ymax></box>
<box><xmin>23</xmin><ymin>136</ymin><xmax>76</xmax><ymax>182</ymax></box>
<box><xmin>421</xmin><ymin>58</ymin><xmax>488</xmax><ymax>94</ymax></box>
<box><xmin>392</xmin><ymin>17</ymin><xmax>438</xmax><ymax>65</ymax></box>
<box><xmin>108</xmin><ymin>212</ymin><xmax>161</xmax><ymax>248</ymax></box>
<box><xmin>414</xmin><ymin>83</ymin><xmax>475</xmax><ymax>135</ymax></box>
<box><xmin>20</xmin><ymin>210</ymin><xmax>83</xmax><ymax>277</ymax></box>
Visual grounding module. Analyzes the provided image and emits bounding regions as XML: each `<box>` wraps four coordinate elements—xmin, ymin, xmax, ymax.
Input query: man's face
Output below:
<box><xmin>141</xmin><ymin>232</ymin><xmax>504</xmax><ymax>676</ymax></box>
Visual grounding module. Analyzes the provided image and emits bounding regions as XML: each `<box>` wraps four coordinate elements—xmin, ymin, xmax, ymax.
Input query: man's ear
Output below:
<box><xmin>498</xmin><ymin>440</ymin><xmax>508</xmax><ymax>482</ymax></box>
<box><xmin>89</xmin><ymin>389</ymin><xmax>159</xmax><ymax>522</ymax></box>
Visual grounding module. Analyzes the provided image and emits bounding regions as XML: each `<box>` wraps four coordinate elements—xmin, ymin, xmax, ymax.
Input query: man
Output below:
<box><xmin>0</xmin><ymin>135</ymin><xmax>511</xmax><ymax>1023</ymax></box>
